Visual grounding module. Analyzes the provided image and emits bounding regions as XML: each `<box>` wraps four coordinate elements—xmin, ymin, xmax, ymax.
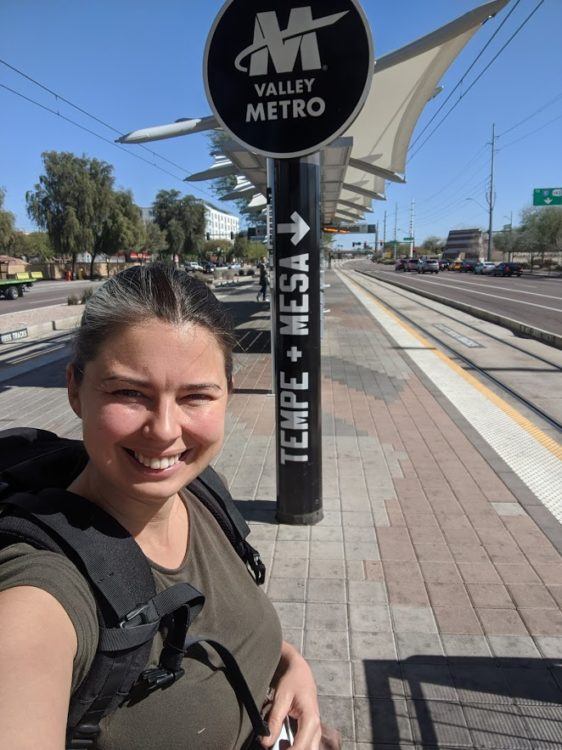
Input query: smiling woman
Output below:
<box><xmin>0</xmin><ymin>264</ymin><xmax>328</xmax><ymax>750</ymax></box>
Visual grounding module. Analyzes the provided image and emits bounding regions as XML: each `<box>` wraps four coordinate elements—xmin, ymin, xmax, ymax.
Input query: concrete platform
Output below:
<box><xmin>0</xmin><ymin>271</ymin><xmax>561</xmax><ymax>749</ymax></box>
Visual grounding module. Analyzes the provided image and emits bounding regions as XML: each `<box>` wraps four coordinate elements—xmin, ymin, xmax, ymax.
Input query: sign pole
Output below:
<box><xmin>271</xmin><ymin>154</ymin><xmax>323</xmax><ymax>525</ymax></box>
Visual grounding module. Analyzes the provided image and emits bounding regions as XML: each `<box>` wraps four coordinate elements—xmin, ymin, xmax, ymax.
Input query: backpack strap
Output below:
<box><xmin>190</xmin><ymin>467</ymin><xmax>266</xmax><ymax>585</ymax></box>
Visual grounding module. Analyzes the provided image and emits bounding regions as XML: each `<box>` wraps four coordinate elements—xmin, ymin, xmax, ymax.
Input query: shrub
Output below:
<box><xmin>67</xmin><ymin>294</ymin><xmax>80</xmax><ymax>305</ymax></box>
<box><xmin>81</xmin><ymin>288</ymin><xmax>95</xmax><ymax>304</ymax></box>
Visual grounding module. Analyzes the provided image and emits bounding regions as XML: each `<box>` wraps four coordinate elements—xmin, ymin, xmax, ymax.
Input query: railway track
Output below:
<box><xmin>347</xmin><ymin>269</ymin><xmax>562</xmax><ymax>435</ymax></box>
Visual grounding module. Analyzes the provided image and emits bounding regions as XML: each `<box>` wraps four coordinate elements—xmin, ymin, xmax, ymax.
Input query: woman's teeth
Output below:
<box><xmin>133</xmin><ymin>451</ymin><xmax>183</xmax><ymax>470</ymax></box>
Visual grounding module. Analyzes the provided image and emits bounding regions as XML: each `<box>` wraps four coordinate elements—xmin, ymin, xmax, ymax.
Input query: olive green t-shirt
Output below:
<box><xmin>0</xmin><ymin>491</ymin><xmax>282</xmax><ymax>750</ymax></box>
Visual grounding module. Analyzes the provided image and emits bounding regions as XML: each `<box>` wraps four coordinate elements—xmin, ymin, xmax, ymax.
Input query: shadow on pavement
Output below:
<box><xmin>361</xmin><ymin>655</ymin><xmax>562</xmax><ymax>748</ymax></box>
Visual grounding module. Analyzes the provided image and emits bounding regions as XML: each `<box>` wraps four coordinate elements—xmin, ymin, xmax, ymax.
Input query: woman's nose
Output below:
<box><xmin>143</xmin><ymin>399</ymin><xmax>182</xmax><ymax>443</ymax></box>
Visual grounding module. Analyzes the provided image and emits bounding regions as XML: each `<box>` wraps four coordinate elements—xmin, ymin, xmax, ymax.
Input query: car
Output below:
<box><xmin>438</xmin><ymin>259</ymin><xmax>450</xmax><ymax>270</ymax></box>
<box><xmin>405</xmin><ymin>258</ymin><xmax>420</xmax><ymax>272</ymax></box>
<box><xmin>418</xmin><ymin>259</ymin><xmax>439</xmax><ymax>274</ymax></box>
<box><xmin>202</xmin><ymin>262</ymin><xmax>215</xmax><ymax>274</ymax></box>
<box><xmin>474</xmin><ymin>261</ymin><xmax>496</xmax><ymax>274</ymax></box>
<box><xmin>460</xmin><ymin>260</ymin><xmax>477</xmax><ymax>272</ymax></box>
<box><xmin>492</xmin><ymin>262</ymin><xmax>522</xmax><ymax>277</ymax></box>
<box><xmin>394</xmin><ymin>258</ymin><xmax>407</xmax><ymax>271</ymax></box>
<box><xmin>449</xmin><ymin>259</ymin><xmax>463</xmax><ymax>271</ymax></box>
<box><xmin>184</xmin><ymin>261</ymin><xmax>204</xmax><ymax>272</ymax></box>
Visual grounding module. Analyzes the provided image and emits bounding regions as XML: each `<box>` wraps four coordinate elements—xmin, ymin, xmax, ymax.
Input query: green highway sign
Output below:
<box><xmin>403</xmin><ymin>236</ymin><xmax>414</xmax><ymax>241</ymax></box>
<box><xmin>533</xmin><ymin>188</ymin><xmax>562</xmax><ymax>206</ymax></box>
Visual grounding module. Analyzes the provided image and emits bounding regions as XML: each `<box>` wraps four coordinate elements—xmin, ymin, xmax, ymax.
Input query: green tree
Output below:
<box><xmin>26</xmin><ymin>152</ymin><xmax>114</xmax><ymax>276</ymax></box>
<box><xmin>0</xmin><ymin>188</ymin><xmax>16</xmax><ymax>252</ymax></box>
<box><xmin>141</xmin><ymin>221</ymin><xmax>167</xmax><ymax>256</ymax></box>
<box><xmin>201</xmin><ymin>239</ymin><xmax>232</xmax><ymax>261</ymax></box>
<box><xmin>11</xmin><ymin>231</ymin><xmax>54</xmax><ymax>260</ymax></box>
<box><xmin>90</xmin><ymin>190</ymin><xmax>145</xmax><ymax>278</ymax></box>
<box><xmin>518</xmin><ymin>206</ymin><xmax>562</xmax><ymax>266</ymax></box>
<box><xmin>421</xmin><ymin>235</ymin><xmax>444</xmax><ymax>254</ymax></box>
<box><xmin>152</xmin><ymin>190</ymin><xmax>205</xmax><ymax>260</ymax></box>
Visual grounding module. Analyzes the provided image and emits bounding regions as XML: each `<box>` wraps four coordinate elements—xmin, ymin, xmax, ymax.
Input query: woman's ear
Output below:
<box><xmin>66</xmin><ymin>363</ymin><xmax>82</xmax><ymax>418</ymax></box>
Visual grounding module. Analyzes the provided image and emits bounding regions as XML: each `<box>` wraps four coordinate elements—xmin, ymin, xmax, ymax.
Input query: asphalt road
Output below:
<box><xmin>353</xmin><ymin>261</ymin><xmax>562</xmax><ymax>337</ymax></box>
<box><xmin>0</xmin><ymin>280</ymin><xmax>104</xmax><ymax>315</ymax></box>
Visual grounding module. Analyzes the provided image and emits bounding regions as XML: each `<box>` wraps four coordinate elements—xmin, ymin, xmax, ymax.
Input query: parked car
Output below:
<box><xmin>394</xmin><ymin>259</ymin><xmax>407</xmax><ymax>271</ymax></box>
<box><xmin>184</xmin><ymin>261</ymin><xmax>204</xmax><ymax>272</ymax></box>
<box><xmin>418</xmin><ymin>259</ymin><xmax>439</xmax><ymax>274</ymax></box>
<box><xmin>450</xmin><ymin>260</ymin><xmax>463</xmax><ymax>271</ymax></box>
<box><xmin>202</xmin><ymin>261</ymin><xmax>215</xmax><ymax>274</ymax></box>
<box><xmin>460</xmin><ymin>260</ymin><xmax>477</xmax><ymax>272</ymax></box>
<box><xmin>438</xmin><ymin>259</ymin><xmax>450</xmax><ymax>270</ymax></box>
<box><xmin>492</xmin><ymin>262</ymin><xmax>522</xmax><ymax>277</ymax></box>
<box><xmin>405</xmin><ymin>258</ymin><xmax>420</xmax><ymax>272</ymax></box>
<box><xmin>474</xmin><ymin>261</ymin><xmax>496</xmax><ymax>275</ymax></box>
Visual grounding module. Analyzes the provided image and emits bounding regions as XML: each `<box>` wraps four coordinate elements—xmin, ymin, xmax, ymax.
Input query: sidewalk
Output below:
<box><xmin>0</xmin><ymin>271</ymin><xmax>561</xmax><ymax>748</ymax></box>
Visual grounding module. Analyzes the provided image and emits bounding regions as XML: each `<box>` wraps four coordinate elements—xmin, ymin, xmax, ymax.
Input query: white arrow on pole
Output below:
<box><xmin>277</xmin><ymin>211</ymin><xmax>310</xmax><ymax>246</ymax></box>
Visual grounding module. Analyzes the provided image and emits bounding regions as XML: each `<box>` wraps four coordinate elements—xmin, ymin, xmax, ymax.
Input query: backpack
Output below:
<box><xmin>0</xmin><ymin>428</ymin><xmax>269</xmax><ymax>748</ymax></box>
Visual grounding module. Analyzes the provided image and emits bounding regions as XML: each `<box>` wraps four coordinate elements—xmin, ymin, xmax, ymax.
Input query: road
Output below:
<box><xmin>0</xmin><ymin>280</ymin><xmax>104</xmax><ymax>315</ymax></box>
<box><xmin>353</xmin><ymin>261</ymin><xmax>562</xmax><ymax>338</ymax></box>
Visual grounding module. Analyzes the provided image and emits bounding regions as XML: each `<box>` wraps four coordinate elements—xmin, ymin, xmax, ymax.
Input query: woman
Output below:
<box><xmin>0</xmin><ymin>264</ymin><xmax>323</xmax><ymax>749</ymax></box>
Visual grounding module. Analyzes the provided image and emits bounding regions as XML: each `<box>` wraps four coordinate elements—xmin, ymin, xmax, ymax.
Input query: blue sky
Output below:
<box><xmin>1</xmin><ymin>0</ymin><xmax>561</xmax><ymax>249</ymax></box>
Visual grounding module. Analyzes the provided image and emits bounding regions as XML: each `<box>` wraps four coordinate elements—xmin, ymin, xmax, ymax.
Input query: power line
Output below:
<box><xmin>0</xmin><ymin>57</ymin><xmax>212</xmax><ymax>181</ymax></box>
<box><xmin>497</xmin><ymin>90</ymin><xmax>562</xmax><ymax>138</ymax></box>
<box><xmin>408</xmin><ymin>0</ymin><xmax>545</xmax><ymax>161</ymax></box>
<box><xmin>408</xmin><ymin>0</ymin><xmax>522</xmax><ymax>153</ymax></box>
<box><xmin>498</xmin><ymin>110</ymin><xmax>562</xmax><ymax>151</ymax></box>
<box><xmin>0</xmin><ymin>82</ymin><xmax>217</xmax><ymax>202</ymax></box>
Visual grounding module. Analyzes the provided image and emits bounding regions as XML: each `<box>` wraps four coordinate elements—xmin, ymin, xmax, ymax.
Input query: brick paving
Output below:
<box><xmin>1</xmin><ymin>271</ymin><xmax>561</xmax><ymax>748</ymax></box>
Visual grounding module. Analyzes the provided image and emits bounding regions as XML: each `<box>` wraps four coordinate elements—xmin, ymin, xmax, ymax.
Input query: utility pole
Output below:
<box><xmin>409</xmin><ymin>199</ymin><xmax>415</xmax><ymax>258</ymax></box>
<box><xmin>393</xmin><ymin>204</ymin><xmax>398</xmax><ymax>260</ymax></box>
<box><xmin>383</xmin><ymin>210</ymin><xmax>387</xmax><ymax>254</ymax></box>
<box><xmin>486</xmin><ymin>123</ymin><xmax>496</xmax><ymax>262</ymax></box>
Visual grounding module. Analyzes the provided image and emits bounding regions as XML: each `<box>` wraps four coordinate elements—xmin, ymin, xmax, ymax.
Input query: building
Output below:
<box><xmin>201</xmin><ymin>202</ymin><xmax>240</xmax><ymax>242</ymax></box>
<box><xmin>442</xmin><ymin>229</ymin><xmax>484</xmax><ymax>262</ymax></box>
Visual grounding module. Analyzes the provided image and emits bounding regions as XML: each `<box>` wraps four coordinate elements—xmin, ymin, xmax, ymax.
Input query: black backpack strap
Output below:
<box><xmin>189</xmin><ymin>467</ymin><xmax>266</xmax><ymax>585</ymax></box>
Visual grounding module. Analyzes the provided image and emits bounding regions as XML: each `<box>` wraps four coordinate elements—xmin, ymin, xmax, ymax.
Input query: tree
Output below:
<box><xmin>152</xmin><ymin>190</ymin><xmax>205</xmax><ymax>260</ymax></box>
<box><xmin>0</xmin><ymin>188</ymin><xmax>16</xmax><ymax>252</ymax></box>
<box><xmin>140</xmin><ymin>221</ymin><xmax>167</xmax><ymax>257</ymax></box>
<box><xmin>11</xmin><ymin>231</ymin><xmax>53</xmax><ymax>260</ymax></box>
<box><xmin>421</xmin><ymin>235</ymin><xmax>444</xmax><ymax>254</ymax></box>
<box><xmin>89</xmin><ymin>190</ymin><xmax>145</xmax><ymax>278</ymax></box>
<box><xmin>518</xmin><ymin>206</ymin><xmax>562</xmax><ymax>266</ymax></box>
<box><xmin>26</xmin><ymin>152</ymin><xmax>114</xmax><ymax>276</ymax></box>
<box><xmin>201</xmin><ymin>239</ymin><xmax>232</xmax><ymax>261</ymax></box>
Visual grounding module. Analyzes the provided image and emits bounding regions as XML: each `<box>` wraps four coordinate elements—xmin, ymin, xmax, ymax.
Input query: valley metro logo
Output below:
<box><xmin>234</xmin><ymin>7</ymin><xmax>349</xmax><ymax>76</ymax></box>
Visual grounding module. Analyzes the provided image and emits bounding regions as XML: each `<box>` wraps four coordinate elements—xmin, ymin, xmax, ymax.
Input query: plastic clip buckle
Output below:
<box><xmin>140</xmin><ymin>666</ymin><xmax>185</xmax><ymax>691</ymax></box>
<box><xmin>247</xmin><ymin>549</ymin><xmax>266</xmax><ymax>585</ymax></box>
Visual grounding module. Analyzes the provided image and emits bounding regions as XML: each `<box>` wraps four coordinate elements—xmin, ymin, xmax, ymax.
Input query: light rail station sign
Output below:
<box><xmin>204</xmin><ymin>0</ymin><xmax>374</xmax><ymax>158</ymax></box>
<box><xmin>533</xmin><ymin>188</ymin><xmax>562</xmax><ymax>206</ymax></box>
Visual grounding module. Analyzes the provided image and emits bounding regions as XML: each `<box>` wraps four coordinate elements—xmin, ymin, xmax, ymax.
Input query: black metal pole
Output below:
<box><xmin>270</xmin><ymin>154</ymin><xmax>323</xmax><ymax>525</ymax></box>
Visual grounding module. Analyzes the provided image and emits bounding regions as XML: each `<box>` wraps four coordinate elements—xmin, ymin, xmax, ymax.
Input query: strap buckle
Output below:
<box><xmin>138</xmin><ymin>665</ymin><xmax>185</xmax><ymax>691</ymax></box>
<box><xmin>119</xmin><ymin>602</ymin><xmax>153</xmax><ymax>628</ymax></box>
<box><xmin>245</xmin><ymin>545</ymin><xmax>266</xmax><ymax>585</ymax></box>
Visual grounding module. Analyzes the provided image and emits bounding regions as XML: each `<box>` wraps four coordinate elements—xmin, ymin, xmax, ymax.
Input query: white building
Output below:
<box><xmin>202</xmin><ymin>202</ymin><xmax>239</xmax><ymax>242</ymax></box>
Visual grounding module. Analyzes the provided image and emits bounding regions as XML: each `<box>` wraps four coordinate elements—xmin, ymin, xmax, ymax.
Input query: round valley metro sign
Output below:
<box><xmin>204</xmin><ymin>0</ymin><xmax>374</xmax><ymax>159</ymax></box>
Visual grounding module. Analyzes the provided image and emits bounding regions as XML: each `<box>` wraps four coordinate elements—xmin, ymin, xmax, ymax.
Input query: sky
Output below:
<box><xmin>1</xmin><ymin>0</ymin><xmax>561</xmax><ymax>250</ymax></box>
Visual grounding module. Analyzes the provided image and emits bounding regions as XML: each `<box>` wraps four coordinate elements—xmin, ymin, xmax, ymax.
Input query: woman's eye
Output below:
<box><xmin>182</xmin><ymin>393</ymin><xmax>213</xmax><ymax>404</ymax></box>
<box><xmin>113</xmin><ymin>389</ymin><xmax>145</xmax><ymax>399</ymax></box>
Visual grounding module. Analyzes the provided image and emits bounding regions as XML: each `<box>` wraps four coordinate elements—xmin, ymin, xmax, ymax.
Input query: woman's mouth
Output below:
<box><xmin>124</xmin><ymin>448</ymin><xmax>188</xmax><ymax>472</ymax></box>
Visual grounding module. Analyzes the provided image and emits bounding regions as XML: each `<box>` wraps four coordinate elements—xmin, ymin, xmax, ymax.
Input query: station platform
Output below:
<box><xmin>1</xmin><ymin>269</ymin><xmax>561</xmax><ymax>749</ymax></box>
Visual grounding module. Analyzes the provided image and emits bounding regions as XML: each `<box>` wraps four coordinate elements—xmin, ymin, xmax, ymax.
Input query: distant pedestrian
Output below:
<box><xmin>256</xmin><ymin>262</ymin><xmax>269</xmax><ymax>302</ymax></box>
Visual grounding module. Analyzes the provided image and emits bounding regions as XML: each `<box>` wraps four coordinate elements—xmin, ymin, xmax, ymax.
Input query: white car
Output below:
<box><xmin>474</xmin><ymin>262</ymin><xmax>496</xmax><ymax>274</ymax></box>
<box><xmin>184</xmin><ymin>261</ymin><xmax>204</xmax><ymax>272</ymax></box>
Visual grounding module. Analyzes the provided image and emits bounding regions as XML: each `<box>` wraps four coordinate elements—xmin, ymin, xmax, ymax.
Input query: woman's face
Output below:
<box><xmin>67</xmin><ymin>319</ymin><xmax>229</xmax><ymax>508</ymax></box>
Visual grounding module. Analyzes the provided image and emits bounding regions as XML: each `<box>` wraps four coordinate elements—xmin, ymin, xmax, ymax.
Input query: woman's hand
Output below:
<box><xmin>260</xmin><ymin>640</ymin><xmax>322</xmax><ymax>750</ymax></box>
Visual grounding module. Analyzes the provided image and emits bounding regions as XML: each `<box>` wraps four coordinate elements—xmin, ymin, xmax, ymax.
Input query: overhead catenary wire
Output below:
<box><xmin>498</xmin><ymin>110</ymin><xmax>562</xmax><ymax>151</ymax></box>
<box><xmin>497</xmin><ymin>90</ymin><xmax>562</xmax><ymax>138</ymax></box>
<box><xmin>0</xmin><ymin>82</ymin><xmax>218</xmax><ymax>203</ymax></box>
<box><xmin>408</xmin><ymin>0</ymin><xmax>546</xmax><ymax>162</ymax></box>
<box><xmin>0</xmin><ymin>57</ymin><xmax>213</xmax><ymax>182</ymax></box>
<box><xmin>408</xmin><ymin>0</ymin><xmax>523</xmax><ymax>154</ymax></box>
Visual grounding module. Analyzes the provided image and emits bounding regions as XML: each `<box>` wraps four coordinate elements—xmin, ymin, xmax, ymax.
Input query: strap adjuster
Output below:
<box><xmin>138</xmin><ymin>665</ymin><xmax>185</xmax><ymax>691</ymax></box>
<box><xmin>119</xmin><ymin>602</ymin><xmax>153</xmax><ymax>628</ymax></box>
<box><xmin>244</xmin><ymin>545</ymin><xmax>266</xmax><ymax>585</ymax></box>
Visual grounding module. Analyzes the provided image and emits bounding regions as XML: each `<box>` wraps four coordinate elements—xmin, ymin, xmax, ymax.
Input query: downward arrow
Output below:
<box><xmin>277</xmin><ymin>211</ymin><xmax>310</xmax><ymax>246</ymax></box>
<box><xmin>544</xmin><ymin>197</ymin><xmax>553</xmax><ymax>204</ymax></box>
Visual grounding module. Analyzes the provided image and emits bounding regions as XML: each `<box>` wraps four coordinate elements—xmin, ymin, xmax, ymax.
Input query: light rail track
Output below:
<box><xmin>348</xmin><ymin>270</ymin><xmax>562</xmax><ymax>434</ymax></box>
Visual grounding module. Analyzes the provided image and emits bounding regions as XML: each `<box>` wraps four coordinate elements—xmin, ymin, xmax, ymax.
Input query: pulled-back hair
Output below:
<box><xmin>71</xmin><ymin>264</ymin><xmax>236</xmax><ymax>387</ymax></box>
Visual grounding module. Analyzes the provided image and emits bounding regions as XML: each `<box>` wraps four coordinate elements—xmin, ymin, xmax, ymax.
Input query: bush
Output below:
<box><xmin>67</xmin><ymin>294</ymin><xmax>80</xmax><ymax>306</ymax></box>
<box><xmin>193</xmin><ymin>271</ymin><xmax>213</xmax><ymax>286</ymax></box>
<box><xmin>81</xmin><ymin>288</ymin><xmax>95</xmax><ymax>304</ymax></box>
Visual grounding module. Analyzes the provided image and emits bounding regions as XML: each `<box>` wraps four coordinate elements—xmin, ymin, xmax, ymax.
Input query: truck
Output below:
<box><xmin>0</xmin><ymin>260</ymin><xmax>44</xmax><ymax>300</ymax></box>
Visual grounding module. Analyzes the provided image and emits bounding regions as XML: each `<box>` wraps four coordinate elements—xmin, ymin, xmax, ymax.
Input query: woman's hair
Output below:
<box><xmin>71</xmin><ymin>263</ymin><xmax>236</xmax><ymax>387</ymax></box>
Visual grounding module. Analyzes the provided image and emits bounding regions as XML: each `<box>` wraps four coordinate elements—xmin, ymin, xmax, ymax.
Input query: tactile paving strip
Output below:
<box><xmin>340</xmin><ymin>271</ymin><xmax>562</xmax><ymax>525</ymax></box>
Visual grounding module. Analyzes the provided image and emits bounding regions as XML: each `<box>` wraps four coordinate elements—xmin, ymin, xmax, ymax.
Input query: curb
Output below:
<box><xmin>0</xmin><ymin>313</ymin><xmax>82</xmax><ymax>344</ymax></box>
<box><xmin>368</xmin><ymin>271</ymin><xmax>562</xmax><ymax>350</ymax></box>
